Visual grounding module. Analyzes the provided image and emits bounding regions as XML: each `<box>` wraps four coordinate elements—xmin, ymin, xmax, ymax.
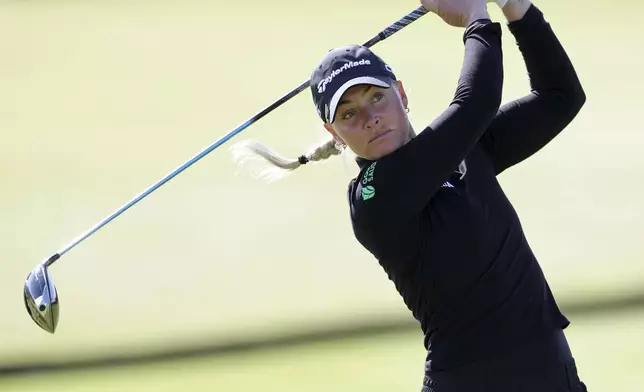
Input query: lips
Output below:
<box><xmin>369</xmin><ymin>130</ymin><xmax>392</xmax><ymax>143</ymax></box>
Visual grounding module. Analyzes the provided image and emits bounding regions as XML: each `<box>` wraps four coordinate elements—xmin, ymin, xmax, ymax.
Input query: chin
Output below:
<box><xmin>369</xmin><ymin>138</ymin><xmax>404</xmax><ymax>159</ymax></box>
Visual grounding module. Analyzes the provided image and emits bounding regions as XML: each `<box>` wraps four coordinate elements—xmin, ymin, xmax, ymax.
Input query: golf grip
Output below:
<box><xmin>364</xmin><ymin>6</ymin><xmax>428</xmax><ymax>47</ymax></box>
<box><xmin>368</xmin><ymin>0</ymin><xmax>508</xmax><ymax>48</ymax></box>
<box><xmin>43</xmin><ymin>7</ymin><xmax>432</xmax><ymax>267</ymax></box>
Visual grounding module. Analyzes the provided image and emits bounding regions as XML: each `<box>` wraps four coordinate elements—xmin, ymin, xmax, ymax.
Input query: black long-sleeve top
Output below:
<box><xmin>347</xmin><ymin>5</ymin><xmax>586</xmax><ymax>371</ymax></box>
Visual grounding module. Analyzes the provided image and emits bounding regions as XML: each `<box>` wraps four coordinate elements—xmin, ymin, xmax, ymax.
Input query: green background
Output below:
<box><xmin>1</xmin><ymin>0</ymin><xmax>642</xmax><ymax>390</ymax></box>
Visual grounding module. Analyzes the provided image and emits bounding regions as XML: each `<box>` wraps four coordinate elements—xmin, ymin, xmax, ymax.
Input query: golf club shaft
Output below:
<box><xmin>44</xmin><ymin>6</ymin><xmax>430</xmax><ymax>268</ymax></box>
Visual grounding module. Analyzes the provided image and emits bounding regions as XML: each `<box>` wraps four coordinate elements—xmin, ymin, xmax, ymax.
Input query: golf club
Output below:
<box><xmin>23</xmin><ymin>0</ymin><xmax>509</xmax><ymax>334</ymax></box>
<box><xmin>22</xmin><ymin>5</ymin><xmax>433</xmax><ymax>334</ymax></box>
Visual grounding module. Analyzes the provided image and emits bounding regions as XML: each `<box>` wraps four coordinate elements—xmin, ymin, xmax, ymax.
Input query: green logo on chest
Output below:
<box><xmin>361</xmin><ymin>162</ymin><xmax>377</xmax><ymax>201</ymax></box>
<box><xmin>362</xmin><ymin>185</ymin><xmax>376</xmax><ymax>200</ymax></box>
<box><xmin>362</xmin><ymin>162</ymin><xmax>377</xmax><ymax>185</ymax></box>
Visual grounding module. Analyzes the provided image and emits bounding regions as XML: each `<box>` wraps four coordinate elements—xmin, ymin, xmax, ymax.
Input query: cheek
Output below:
<box><xmin>333</xmin><ymin>125</ymin><xmax>371</xmax><ymax>156</ymax></box>
<box><xmin>335</xmin><ymin>124</ymin><xmax>366</xmax><ymax>145</ymax></box>
<box><xmin>382</xmin><ymin>109</ymin><xmax>411</xmax><ymax>147</ymax></box>
<box><xmin>396</xmin><ymin>108</ymin><xmax>412</xmax><ymax>134</ymax></box>
<box><xmin>392</xmin><ymin>105</ymin><xmax>408</xmax><ymax>124</ymax></box>
<box><xmin>380</xmin><ymin>106</ymin><xmax>408</xmax><ymax>135</ymax></box>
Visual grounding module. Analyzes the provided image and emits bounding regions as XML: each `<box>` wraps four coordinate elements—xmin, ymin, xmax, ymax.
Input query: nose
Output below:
<box><xmin>365</xmin><ymin>112</ymin><xmax>380</xmax><ymax>129</ymax></box>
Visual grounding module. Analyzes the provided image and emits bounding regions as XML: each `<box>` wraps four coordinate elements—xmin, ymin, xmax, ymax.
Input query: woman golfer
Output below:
<box><xmin>232</xmin><ymin>0</ymin><xmax>587</xmax><ymax>390</ymax></box>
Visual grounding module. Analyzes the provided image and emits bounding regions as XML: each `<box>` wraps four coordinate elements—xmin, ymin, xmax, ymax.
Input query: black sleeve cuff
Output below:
<box><xmin>507</xmin><ymin>4</ymin><xmax>547</xmax><ymax>35</ymax></box>
<box><xmin>463</xmin><ymin>19</ymin><xmax>503</xmax><ymax>45</ymax></box>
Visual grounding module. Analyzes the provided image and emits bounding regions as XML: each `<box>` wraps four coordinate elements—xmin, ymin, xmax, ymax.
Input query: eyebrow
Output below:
<box><xmin>338</xmin><ymin>85</ymin><xmax>374</xmax><ymax>107</ymax></box>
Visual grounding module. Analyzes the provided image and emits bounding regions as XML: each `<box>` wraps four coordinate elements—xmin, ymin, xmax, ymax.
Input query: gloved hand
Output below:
<box><xmin>421</xmin><ymin>0</ymin><xmax>491</xmax><ymax>27</ymax></box>
<box><xmin>489</xmin><ymin>0</ymin><xmax>509</xmax><ymax>8</ymax></box>
<box><xmin>500</xmin><ymin>0</ymin><xmax>532</xmax><ymax>21</ymax></box>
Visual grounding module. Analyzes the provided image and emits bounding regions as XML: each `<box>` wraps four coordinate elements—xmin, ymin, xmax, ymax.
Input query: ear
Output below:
<box><xmin>395</xmin><ymin>80</ymin><xmax>409</xmax><ymax>110</ymax></box>
<box><xmin>324</xmin><ymin>122</ymin><xmax>344</xmax><ymax>142</ymax></box>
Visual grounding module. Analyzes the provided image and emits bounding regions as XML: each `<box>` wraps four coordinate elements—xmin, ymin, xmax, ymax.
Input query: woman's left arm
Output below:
<box><xmin>478</xmin><ymin>1</ymin><xmax>587</xmax><ymax>175</ymax></box>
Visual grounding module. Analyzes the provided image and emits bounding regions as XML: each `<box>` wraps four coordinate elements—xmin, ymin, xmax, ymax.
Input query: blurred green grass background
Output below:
<box><xmin>1</xmin><ymin>0</ymin><xmax>642</xmax><ymax>390</ymax></box>
<box><xmin>2</xmin><ymin>309</ymin><xmax>644</xmax><ymax>391</ymax></box>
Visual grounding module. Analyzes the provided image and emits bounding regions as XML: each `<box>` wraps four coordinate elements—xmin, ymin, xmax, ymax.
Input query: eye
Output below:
<box><xmin>371</xmin><ymin>92</ymin><xmax>385</xmax><ymax>103</ymax></box>
<box><xmin>341</xmin><ymin>109</ymin><xmax>357</xmax><ymax>120</ymax></box>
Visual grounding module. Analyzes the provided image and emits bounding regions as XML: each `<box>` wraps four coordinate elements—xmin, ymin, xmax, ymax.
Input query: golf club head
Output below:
<box><xmin>23</xmin><ymin>263</ymin><xmax>59</xmax><ymax>333</ymax></box>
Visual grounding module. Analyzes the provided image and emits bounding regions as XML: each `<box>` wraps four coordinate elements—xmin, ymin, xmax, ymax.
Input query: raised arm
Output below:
<box><xmin>350</xmin><ymin>16</ymin><xmax>504</xmax><ymax>227</ymax></box>
<box><xmin>478</xmin><ymin>1</ymin><xmax>586</xmax><ymax>175</ymax></box>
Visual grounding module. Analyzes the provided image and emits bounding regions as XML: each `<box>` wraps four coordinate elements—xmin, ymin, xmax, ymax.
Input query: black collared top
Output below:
<box><xmin>347</xmin><ymin>5</ymin><xmax>586</xmax><ymax>371</ymax></box>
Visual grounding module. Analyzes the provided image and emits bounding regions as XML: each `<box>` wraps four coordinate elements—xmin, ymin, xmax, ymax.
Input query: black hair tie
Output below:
<box><xmin>298</xmin><ymin>155</ymin><xmax>309</xmax><ymax>165</ymax></box>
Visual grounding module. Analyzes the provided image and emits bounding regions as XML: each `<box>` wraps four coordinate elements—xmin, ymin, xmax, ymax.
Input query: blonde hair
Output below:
<box><xmin>229</xmin><ymin>137</ymin><xmax>346</xmax><ymax>182</ymax></box>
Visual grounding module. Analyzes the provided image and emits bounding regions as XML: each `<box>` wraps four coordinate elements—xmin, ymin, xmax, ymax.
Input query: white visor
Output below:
<box><xmin>328</xmin><ymin>76</ymin><xmax>391</xmax><ymax>123</ymax></box>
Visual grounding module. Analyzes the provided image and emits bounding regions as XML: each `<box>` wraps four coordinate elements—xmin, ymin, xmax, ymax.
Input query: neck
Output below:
<box><xmin>405</xmin><ymin>123</ymin><xmax>416</xmax><ymax>143</ymax></box>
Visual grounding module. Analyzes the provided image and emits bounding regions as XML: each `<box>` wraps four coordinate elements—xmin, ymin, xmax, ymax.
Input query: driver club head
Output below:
<box><xmin>23</xmin><ymin>263</ymin><xmax>59</xmax><ymax>333</ymax></box>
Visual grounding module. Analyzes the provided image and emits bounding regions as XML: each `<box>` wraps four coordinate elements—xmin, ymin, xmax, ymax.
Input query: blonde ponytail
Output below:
<box><xmin>229</xmin><ymin>138</ymin><xmax>345</xmax><ymax>182</ymax></box>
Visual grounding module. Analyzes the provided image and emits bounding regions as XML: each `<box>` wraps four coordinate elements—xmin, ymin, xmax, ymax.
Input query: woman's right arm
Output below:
<box><xmin>350</xmin><ymin>17</ymin><xmax>504</xmax><ymax>227</ymax></box>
